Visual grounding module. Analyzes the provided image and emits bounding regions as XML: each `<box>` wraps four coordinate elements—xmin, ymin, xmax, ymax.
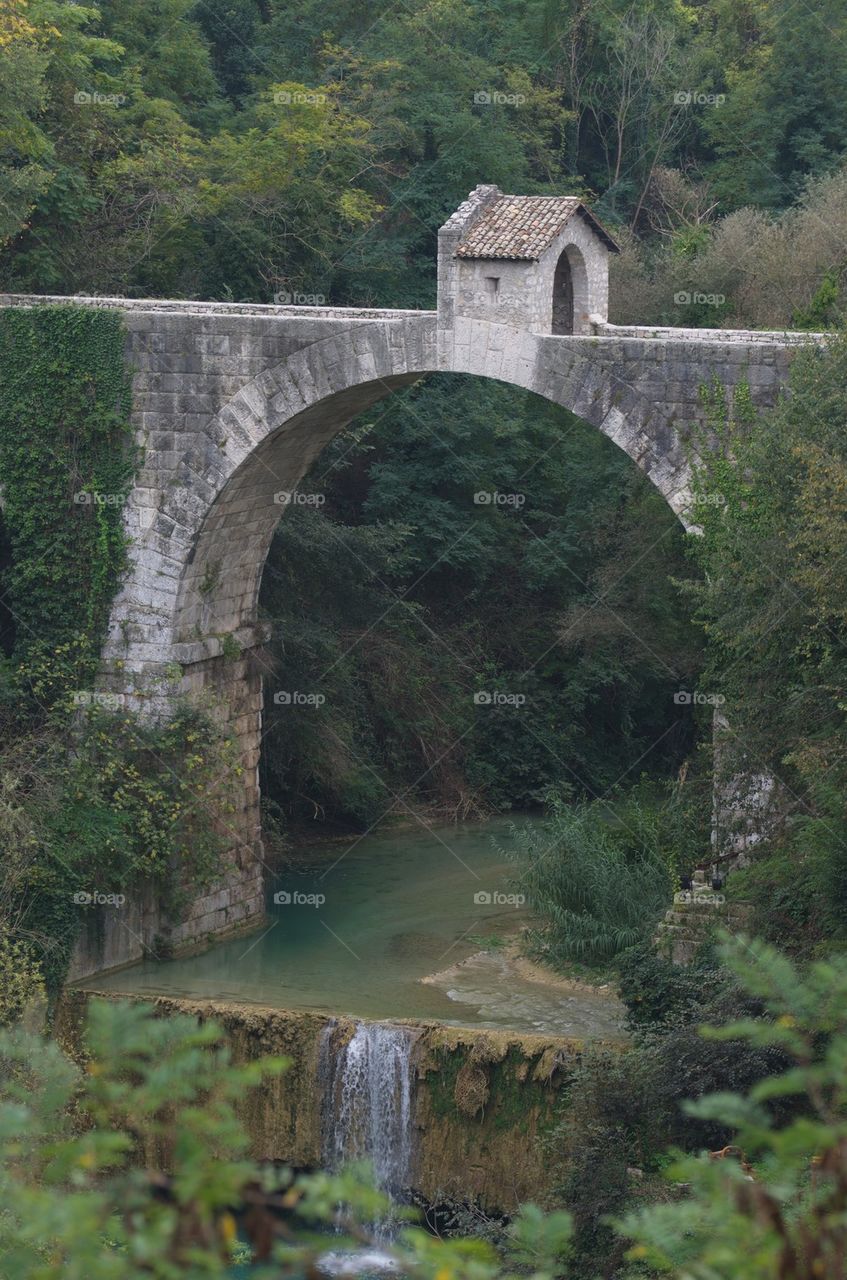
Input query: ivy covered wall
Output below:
<box><xmin>0</xmin><ymin>306</ymin><xmax>237</xmax><ymax>1004</ymax></box>
<box><xmin>0</xmin><ymin>306</ymin><xmax>134</xmax><ymax>692</ymax></box>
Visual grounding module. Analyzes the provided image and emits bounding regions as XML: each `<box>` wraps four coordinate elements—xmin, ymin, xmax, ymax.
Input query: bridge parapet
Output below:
<box><xmin>0</xmin><ymin>292</ymin><xmax>431</xmax><ymax>322</ymax></box>
<box><xmin>595</xmin><ymin>320</ymin><xmax>825</xmax><ymax>346</ymax></box>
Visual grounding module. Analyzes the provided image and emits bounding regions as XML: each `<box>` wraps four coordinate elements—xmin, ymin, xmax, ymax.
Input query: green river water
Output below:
<box><xmin>89</xmin><ymin>816</ymin><xmax>624</xmax><ymax>1037</ymax></box>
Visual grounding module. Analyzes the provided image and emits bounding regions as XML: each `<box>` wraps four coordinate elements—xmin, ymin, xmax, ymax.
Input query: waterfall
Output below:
<box><xmin>321</xmin><ymin>1021</ymin><xmax>418</xmax><ymax>1197</ymax></box>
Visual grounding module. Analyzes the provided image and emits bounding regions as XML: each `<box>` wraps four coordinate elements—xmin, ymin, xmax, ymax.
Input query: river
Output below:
<box><xmin>88</xmin><ymin>815</ymin><xmax>624</xmax><ymax>1037</ymax></box>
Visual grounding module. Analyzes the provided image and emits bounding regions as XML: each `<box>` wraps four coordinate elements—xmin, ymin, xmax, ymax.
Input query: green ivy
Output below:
<box><xmin>15</xmin><ymin>698</ymin><xmax>240</xmax><ymax>995</ymax></box>
<box><xmin>0</xmin><ymin>305</ymin><xmax>135</xmax><ymax>699</ymax></box>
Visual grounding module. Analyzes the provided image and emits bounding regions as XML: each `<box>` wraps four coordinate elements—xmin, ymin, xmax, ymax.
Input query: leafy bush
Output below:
<box><xmin>611</xmin><ymin>164</ymin><xmax>847</xmax><ymax>330</ymax></box>
<box><xmin>2</xmin><ymin>696</ymin><xmax>240</xmax><ymax>996</ymax></box>
<box><xmin>617</xmin><ymin>942</ymin><xmax>726</xmax><ymax>1030</ymax></box>
<box><xmin>549</xmin><ymin>942</ymin><xmax>792</xmax><ymax>1274</ymax></box>
<box><xmin>0</xmin><ymin>934</ymin><xmax>44</xmax><ymax>1028</ymax></box>
<box><xmin>548</xmin><ymin>1046</ymin><xmax>660</xmax><ymax>1273</ymax></box>
<box><xmin>623</xmin><ymin>937</ymin><xmax>847</xmax><ymax>1277</ymax></box>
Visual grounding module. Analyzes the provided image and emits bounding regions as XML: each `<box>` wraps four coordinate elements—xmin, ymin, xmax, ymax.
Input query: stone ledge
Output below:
<box><xmin>0</xmin><ymin>292</ymin><xmax>436</xmax><ymax>321</ymax></box>
<box><xmin>596</xmin><ymin>320</ymin><xmax>826</xmax><ymax>346</ymax></box>
<box><xmin>167</xmin><ymin>908</ymin><xmax>268</xmax><ymax>955</ymax></box>
<box><xmin>171</xmin><ymin>622</ymin><xmax>272</xmax><ymax>666</ymax></box>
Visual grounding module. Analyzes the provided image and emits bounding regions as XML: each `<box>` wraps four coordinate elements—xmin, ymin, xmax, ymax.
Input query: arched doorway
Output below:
<box><xmin>552</xmin><ymin>245</ymin><xmax>588</xmax><ymax>335</ymax></box>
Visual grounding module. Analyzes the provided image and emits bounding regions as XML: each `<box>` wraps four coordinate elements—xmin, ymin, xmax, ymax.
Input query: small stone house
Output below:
<box><xmin>438</xmin><ymin>185</ymin><xmax>619</xmax><ymax>335</ymax></box>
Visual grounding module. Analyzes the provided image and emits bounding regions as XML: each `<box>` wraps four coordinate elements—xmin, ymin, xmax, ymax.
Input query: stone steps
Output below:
<box><xmin>655</xmin><ymin>891</ymin><xmax>751</xmax><ymax>964</ymax></box>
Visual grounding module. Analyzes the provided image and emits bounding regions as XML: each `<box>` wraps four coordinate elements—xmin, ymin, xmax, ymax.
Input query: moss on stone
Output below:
<box><xmin>55</xmin><ymin>992</ymin><xmax>616</xmax><ymax>1212</ymax></box>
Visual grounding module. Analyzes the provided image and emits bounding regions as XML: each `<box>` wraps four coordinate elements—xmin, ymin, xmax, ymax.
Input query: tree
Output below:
<box><xmin>704</xmin><ymin>0</ymin><xmax>847</xmax><ymax>209</ymax></box>
<box><xmin>624</xmin><ymin>935</ymin><xmax>847</xmax><ymax>1278</ymax></box>
<box><xmin>259</xmin><ymin>375</ymin><xmax>699</xmax><ymax>825</ymax></box>
<box><xmin>0</xmin><ymin>0</ymin><xmax>58</xmax><ymax>244</ymax></box>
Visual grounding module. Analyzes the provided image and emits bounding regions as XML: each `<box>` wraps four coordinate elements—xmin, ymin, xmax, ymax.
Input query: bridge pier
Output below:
<box><xmin>166</xmin><ymin>643</ymin><xmax>267</xmax><ymax>945</ymax></box>
<box><xmin>69</xmin><ymin>638</ymin><xmax>268</xmax><ymax>981</ymax></box>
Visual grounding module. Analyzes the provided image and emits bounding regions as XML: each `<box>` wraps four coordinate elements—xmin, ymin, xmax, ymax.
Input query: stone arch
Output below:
<box><xmin>551</xmin><ymin>245</ymin><xmax>587</xmax><ymax>336</ymax></box>
<box><xmin>100</xmin><ymin>312</ymin><xmax>706</xmax><ymax>691</ymax></box>
<box><xmin>157</xmin><ymin>320</ymin><xmax>692</xmax><ymax>651</ymax></box>
<box><xmin>172</xmin><ymin>372</ymin><xmax>420</xmax><ymax>643</ymax></box>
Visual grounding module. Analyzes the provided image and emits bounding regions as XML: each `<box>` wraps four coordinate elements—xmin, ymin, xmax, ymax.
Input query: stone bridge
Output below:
<box><xmin>0</xmin><ymin>186</ymin><xmax>820</xmax><ymax>976</ymax></box>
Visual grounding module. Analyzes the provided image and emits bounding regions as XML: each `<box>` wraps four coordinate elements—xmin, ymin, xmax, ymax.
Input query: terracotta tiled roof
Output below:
<box><xmin>454</xmin><ymin>195</ymin><xmax>618</xmax><ymax>259</ymax></box>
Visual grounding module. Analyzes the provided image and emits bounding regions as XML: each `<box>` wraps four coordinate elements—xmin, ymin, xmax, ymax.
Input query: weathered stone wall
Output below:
<box><xmin>451</xmin><ymin>216</ymin><xmax>609</xmax><ymax>335</ymax></box>
<box><xmin>437</xmin><ymin>184</ymin><xmax>502</xmax><ymax>331</ymax></box>
<box><xmin>56</xmin><ymin>989</ymin><xmax>591</xmax><ymax>1212</ymax></box>
<box><xmin>67</xmin><ymin>638</ymin><xmax>268</xmax><ymax>981</ymax></box>
<box><xmin>167</xmin><ymin>645</ymin><xmax>266</xmax><ymax>949</ymax></box>
<box><xmin>67</xmin><ymin>882</ymin><xmax>162</xmax><ymax>983</ymax></box>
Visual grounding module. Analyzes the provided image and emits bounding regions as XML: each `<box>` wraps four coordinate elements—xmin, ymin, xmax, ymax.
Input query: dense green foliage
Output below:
<box><xmin>5</xmin><ymin>698</ymin><xmax>241</xmax><ymax>995</ymax></box>
<box><xmin>3</xmin><ymin>0</ymin><xmax>847</xmax><ymax>319</ymax></box>
<box><xmin>0</xmin><ymin>306</ymin><xmax>133</xmax><ymax>685</ymax></box>
<box><xmin>504</xmin><ymin>781</ymin><xmax>709</xmax><ymax>964</ymax></box>
<box><xmin>0</xmin><ymin>935</ymin><xmax>44</xmax><ymax>1029</ymax></box>
<box><xmin>260</xmin><ymin>377</ymin><xmax>700</xmax><ymax>826</ymax></box>
<box><xmin>506</xmin><ymin>792</ymin><xmax>674</xmax><ymax>964</ymax></box>
<box><xmin>550</xmin><ymin>941</ymin><xmax>792</xmax><ymax>1273</ymax></box>
<box><xmin>623</xmin><ymin>937</ymin><xmax>847</xmax><ymax>1277</ymax></box>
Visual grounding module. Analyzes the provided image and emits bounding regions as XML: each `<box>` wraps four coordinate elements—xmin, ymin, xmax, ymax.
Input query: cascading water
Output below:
<box><xmin>325</xmin><ymin>1022</ymin><xmax>416</xmax><ymax>1190</ymax></box>
<box><xmin>320</xmin><ymin>1020</ymin><xmax>419</xmax><ymax>1249</ymax></box>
